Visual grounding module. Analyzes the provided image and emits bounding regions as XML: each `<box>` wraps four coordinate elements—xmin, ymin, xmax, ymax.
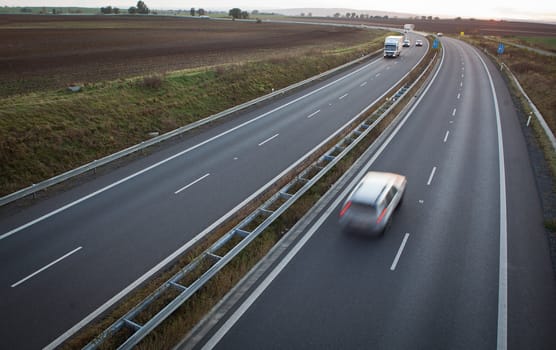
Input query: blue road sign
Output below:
<box><xmin>498</xmin><ymin>43</ymin><xmax>505</xmax><ymax>54</ymax></box>
<box><xmin>433</xmin><ymin>39</ymin><xmax>439</xmax><ymax>49</ymax></box>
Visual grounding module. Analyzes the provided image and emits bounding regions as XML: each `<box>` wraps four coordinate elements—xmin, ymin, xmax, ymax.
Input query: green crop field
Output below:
<box><xmin>516</xmin><ymin>36</ymin><xmax>556</xmax><ymax>52</ymax></box>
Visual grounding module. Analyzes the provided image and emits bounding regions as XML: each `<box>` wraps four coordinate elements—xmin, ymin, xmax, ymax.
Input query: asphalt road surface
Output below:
<box><xmin>194</xmin><ymin>38</ymin><xmax>556</xmax><ymax>350</ymax></box>
<box><xmin>0</xmin><ymin>34</ymin><xmax>428</xmax><ymax>349</ymax></box>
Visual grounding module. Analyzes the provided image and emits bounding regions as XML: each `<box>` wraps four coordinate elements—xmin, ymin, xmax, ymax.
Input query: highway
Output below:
<box><xmin>191</xmin><ymin>38</ymin><xmax>556</xmax><ymax>349</ymax></box>
<box><xmin>0</xmin><ymin>34</ymin><xmax>428</xmax><ymax>348</ymax></box>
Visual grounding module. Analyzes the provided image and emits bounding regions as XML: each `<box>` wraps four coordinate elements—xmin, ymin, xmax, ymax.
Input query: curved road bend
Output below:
<box><xmin>198</xmin><ymin>38</ymin><xmax>556</xmax><ymax>349</ymax></box>
<box><xmin>0</xmin><ymin>35</ymin><xmax>428</xmax><ymax>348</ymax></box>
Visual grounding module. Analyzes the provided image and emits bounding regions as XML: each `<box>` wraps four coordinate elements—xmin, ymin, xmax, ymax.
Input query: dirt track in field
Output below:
<box><xmin>0</xmin><ymin>15</ymin><xmax>373</xmax><ymax>94</ymax></box>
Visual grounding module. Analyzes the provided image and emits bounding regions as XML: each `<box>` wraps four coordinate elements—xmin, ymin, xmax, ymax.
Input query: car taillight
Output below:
<box><xmin>339</xmin><ymin>201</ymin><xmax>352</xmax><ymax>217</ymax></box>
<box><xmin>376</xmin><ymin>207</ymin><xmax>388</xmax><ymax>224</ymax></box>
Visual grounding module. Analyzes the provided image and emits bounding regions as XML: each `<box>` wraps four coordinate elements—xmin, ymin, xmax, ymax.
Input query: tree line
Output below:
<box><xmin>100</xmin><ymin>2</ymin><xmax>252</xmax><ymax>19</ymax></box>
<box><xmin>101</xmin><ymin>1</ymin><xmax>149</xmax><ymax>14</ymax></box>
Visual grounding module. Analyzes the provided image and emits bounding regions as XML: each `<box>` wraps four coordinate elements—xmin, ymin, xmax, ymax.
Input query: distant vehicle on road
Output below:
<box><xmin>403</xmin><ymin>23</ymin><xmax>415</xmax><ymax>32</ymax></box>
<box><xmin>415</xmin><ymin>39</ymin><xmax>423</xmax><ymax>47</ymax></box>
<box><xmin>339</xmin><ymin>172</ymin><xmax>407</xmax><ymax>235</ymax></box>
<box><xmin>403</xmin><ymin>39</ymin><xmax>411</xmax><ymax>47</ymax></box>
<box><xmin>384</xmin><ymin>35</ymin><xmax>404</xmax><ymax>58</ymax></box>
<box><xmin>437</xmin><ymin>32</ymin><xmax>443</xmax><ymax>37</ymax></box>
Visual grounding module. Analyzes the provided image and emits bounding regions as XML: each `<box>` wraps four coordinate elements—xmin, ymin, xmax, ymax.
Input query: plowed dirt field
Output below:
<box><xmin>0</xmin><ymin>15</ymin><xmax>374</xmax><ymax>95</ymax></box>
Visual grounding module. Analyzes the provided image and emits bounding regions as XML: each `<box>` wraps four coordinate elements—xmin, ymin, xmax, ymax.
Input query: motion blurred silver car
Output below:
<box><xmin>339</xmin><ymin>172</ymin><xmax>407</xmax><ymax>235</ymax></box>
<box><xmin>415</xmin><ymin>39</ymin><xmax>423</xmax><ymax>47</ymax></box>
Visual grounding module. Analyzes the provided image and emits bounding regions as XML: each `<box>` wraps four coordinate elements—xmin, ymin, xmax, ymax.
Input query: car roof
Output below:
<box><xmin>350</xmin><ymin>172</ymin><xmax>401</xmax><ymax>205</ymax></box>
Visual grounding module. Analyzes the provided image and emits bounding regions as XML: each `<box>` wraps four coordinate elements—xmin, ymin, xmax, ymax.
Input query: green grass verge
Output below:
<box><xmin>0</xmin><ymin>34</ymin><xmax>387</xmax><ymax>197</ymax></box>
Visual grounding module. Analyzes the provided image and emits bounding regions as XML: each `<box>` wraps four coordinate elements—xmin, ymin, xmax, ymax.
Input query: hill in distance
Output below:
<box><xmin>270</xmin><ymin>8</ymin><xmax>417</xmax><ymax>18</ymax></box>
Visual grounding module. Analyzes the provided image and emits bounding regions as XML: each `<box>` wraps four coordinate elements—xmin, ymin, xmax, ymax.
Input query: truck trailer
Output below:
<box><xmin>384</xmin><ymin>35</ymin><xmax>404</xmax><ymax>58</ymax></box>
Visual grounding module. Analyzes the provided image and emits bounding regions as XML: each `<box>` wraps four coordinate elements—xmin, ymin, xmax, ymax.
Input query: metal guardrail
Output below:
<box><xmin>0</xmin><ymin>48</ymin><xmax>382</xmax><ymax>207</ymax></box>
<box><xmin>500</xmin><ymin>62</ymin><xmax>556</xmax><ymax>152</ymax></box>
<box><xmin>83</xmin><ymin>48</ymin><xmax>438</xmax><ymax>350</ymax></box>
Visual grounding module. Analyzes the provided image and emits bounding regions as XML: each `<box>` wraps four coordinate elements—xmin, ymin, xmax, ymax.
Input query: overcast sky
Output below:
<box><xmin>2</xmin><ymin>0</ymin><xmax>555</xmax><ymax>21</ymax></box>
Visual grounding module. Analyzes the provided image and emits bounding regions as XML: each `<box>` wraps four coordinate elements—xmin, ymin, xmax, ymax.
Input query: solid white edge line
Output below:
<box><xmin>474</xmin><ymin>46</ymin><xmax>508</xmax><ymax>350</ymax></box>
<box><xmin>258</xmin><ymin>134</ymin><xmax>279</xmax><ymax>146</ymax></box>
<box><xmin>1</xmin><ymin>56</ymin><xmax>384</xmax><ymax>242</ymax></box>
<box><xmin>202</xmin><ymin>43</ymin><xmax>446</xmax><ymax>350</ymax></box>
<box><xmin>11</xmin><ymin>246</ymin><xmax>83</xmax><ymax>288</ymax></box>
<box><xmin>390</xmin><ymin>233</ymin><xmax>410</xmax><ymax>271</ymax></box>
<box><xmin>174</xmin><ymin>173</ymin><xmax>211</xmax><ymax>195</ymax></box>
<box><xmin>427</xmin><ymin>166</ymin><xmax>437</xmax><ymax>186</ymax></box>
<box><xmin>444</xmin><ymin>130</ymin><xmax>450</xmax><ymax>143</ymax></box>
<box><xmin>307</xmin><ymin>110</ymin><xmax>321</xmax><ymax>119</ymax></box>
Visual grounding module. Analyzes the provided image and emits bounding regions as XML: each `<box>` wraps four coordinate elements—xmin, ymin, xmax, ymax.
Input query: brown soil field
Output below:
<box><xmin>3</xmin><ymin>14</ymin><xmax>551</xmax><ymax>95</ymax></box>
<box><xmin>0</xmin><ymin>14</ymin><xmax>375</xmax><ymax>95</ymax></box>
<box><xmin>298</xmin><ymin>17</ymin><xmax>556</xmax><ymax>37</ymax></box>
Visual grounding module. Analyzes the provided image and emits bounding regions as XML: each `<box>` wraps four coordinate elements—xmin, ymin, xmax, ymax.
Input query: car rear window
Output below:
<box><xmin>350</xmin><ymin>202</ymin><xmax>378</xmax><ymax>217</ymax></box>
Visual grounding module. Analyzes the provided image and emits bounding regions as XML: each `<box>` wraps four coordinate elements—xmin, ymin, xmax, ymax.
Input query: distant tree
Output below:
<box><xmin>351</xmin><ymin>12</ymin><xmax>356</xmax><ymax>18</ymax></box>
<box><xmin>345</xmin><ymin>12</ymin><xmax>350</xmax><ymax>18</ymax></box>
<box><xmin>136</xmin><ymin>1</ymin><xmax>149</xmax><ymax>14</ymax></box>
<box><xmin>308</xmin><ymin>12</ymin><xmax>312</xmax><ymax>17</ymax></box>
<box><xmin>113</xmin><ymin>7</ymin><xmax>120</xmax><ymax>14</ymax></box>
<box><xmin>229</xmin><ymin>8</ymin><xmax>241</xmax><ymax>19</ymax></box>
<box><xmin>434</xmin><ymin>16</ymin><xmax>440</xmax><ymax>20</ymax></box>
<box><xmin>21</xmin><ymin>7</ymin><xmax>32</xmax><ymax>13</ymax></box>
<box><xmin>300</xmin><ymin>13</ymin><xmax>305</xmax><ymax>17</ymax></box>
<box><xmin>333</xmin><ymin>13</ymin><xmax>340</xmax><ymax>18</ymax></box>
<box><xmin>383</xmin><ymin>15</ymin><xmax>388</xmax><ymax>19</ymax></box>
<box><xmin>128</xmin><ymin>6</ymin><xmax>137</xmax><ymax>14</ymax></box>
<box><xmin>455</xmin><ymin>16</ymin><xmax>462</xmax><ymax>20</ymax></box>
<box><xmin>100</xmin><ymin>6</ymin><xmax>112</xmax><ymax>14</ymax></box>
<box><xmin>198</xmin><ymin>8</ymin><xmax>205</xmax><ymax>16</ymax></box>
<box><xmin>252</xmin><ymin>10</ymin><xmax>259</xmax><ymax>15</ymax></box>
<box><xmin>421</xmin><ymin>16</ymin><xmax>426</xmax><ymax>20</ymax></box>
<box><xmin>190</xmin><ymin>7</ymin><xmax>195</xmax><ymax>16</ymax></box>
<box><xmin>241</xmin><ymin>11</ymin><xmax>249</xmax><ymax>19</ymax></box>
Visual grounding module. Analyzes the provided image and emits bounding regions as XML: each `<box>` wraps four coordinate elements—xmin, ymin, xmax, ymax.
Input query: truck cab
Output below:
<box><xmin>384</xmin><ymin>35</ymin><xmax>404</xmax><ymax>58</ymax></box>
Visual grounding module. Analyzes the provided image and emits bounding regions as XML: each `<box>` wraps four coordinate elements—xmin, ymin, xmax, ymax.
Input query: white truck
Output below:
<box><xmin>384</xmin><ymin>35</ymin><xmax>404</xmax><ymax>58</ymax></box>
<box><xmin>404</xmin><ymin>23</ymin><xmax>415</xmax><ymax>32</ymax></box>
